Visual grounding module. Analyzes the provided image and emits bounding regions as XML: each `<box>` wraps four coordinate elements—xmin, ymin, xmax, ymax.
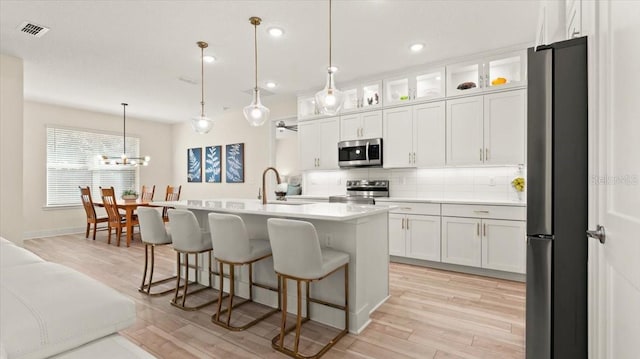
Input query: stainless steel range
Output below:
<box><xmin>328</xmin><ymin>180</ymin><xmax>389</xmax><ymax>205</ymax></box>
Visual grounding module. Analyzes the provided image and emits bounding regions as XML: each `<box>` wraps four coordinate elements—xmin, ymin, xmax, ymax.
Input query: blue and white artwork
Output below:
<box><xmin>205</xmin><ymin>145</ymin><xmax>222</xmax><ymax>183</ymax></box>
<box><xmin>225</xmin><ymin>143</ymin><xmax>244</xmax><ymax>183</ymax></box>
<box><xmin>187</xmin><ymin>147</ymin><xmax>202</xmax><ymax>183</ymax></box>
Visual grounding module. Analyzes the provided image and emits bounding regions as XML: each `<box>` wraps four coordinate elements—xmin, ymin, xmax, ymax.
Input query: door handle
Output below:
<box><xmin>586</xmin><ymin>225</ymin><xmax>606</xmax><ymax>244</ymax></box>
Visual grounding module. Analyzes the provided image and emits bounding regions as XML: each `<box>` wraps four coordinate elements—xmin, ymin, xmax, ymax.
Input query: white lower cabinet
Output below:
<box><xmin>441</xmin><ymin>207</ymin><xmax>526</xmax><ymax>274</ymax></box>
<box><xmin>389</xmin><ymin>213</ymin><xmax>441</xmax><ymax>261</ymax></box>
<box><xmin>481</xmin><ymin>219</ymin><xmax>526</xmax><ymax>273</ymax></box>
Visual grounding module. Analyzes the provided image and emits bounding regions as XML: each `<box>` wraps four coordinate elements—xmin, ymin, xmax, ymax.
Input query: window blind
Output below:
<box><xmin>46</xmin><ymin>127</ymin><xmax>140</xmax><ymax>206</ymax></box>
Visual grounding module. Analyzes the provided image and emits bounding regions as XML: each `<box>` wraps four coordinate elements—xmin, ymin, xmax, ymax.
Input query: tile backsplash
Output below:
<box><xmin>302</xmin><ymin>166</ymin><xmax>527</xmax><ymax>202</ymax></box>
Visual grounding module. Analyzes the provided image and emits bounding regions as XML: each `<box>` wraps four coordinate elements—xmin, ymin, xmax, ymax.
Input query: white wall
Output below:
<box><xmin>22</xmin><ymin>101</ymin><xmax>173</xmax><ymax>238</ymax></box>
<box><xmin>0</xmin><ymin>54</ymin><xmax>24</xmax><ymax>245</ymax></box>
<box><xmin>172</xmin><ymin>97</ymin><xmax>296</xmax><ymax>200</ymax></box>
<box><xmin>274</xmin><ymin>125</ymin><xmax>299</xmax><ymax>179</ymax></box>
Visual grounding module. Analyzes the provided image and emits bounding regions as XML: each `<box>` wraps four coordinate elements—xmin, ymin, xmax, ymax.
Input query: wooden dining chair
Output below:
<box><xmin>100</xmin><ymin>186</ymin><xmax>137</xmax><ymax>246</ymax></box>
<box><xmin>162</xmin><ymin>185</ymin><xmax>182</xmax><ymax>222</ymax></box>
<box><xmin>79</xmin><ymin>186</ymin><xmax>109</xmax><ymax>240</ymax></box>
<box><xmin>141</xmin><ymin>185</ymin><xmax>155</xmax><ymax>202</ymax></box>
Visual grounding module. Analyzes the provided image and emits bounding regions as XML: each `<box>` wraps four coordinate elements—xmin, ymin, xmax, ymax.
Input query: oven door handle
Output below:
<box><xmin>365</xmin><ymin>141</ymin><xmax>370</xmax><ymax>163</ymax></box>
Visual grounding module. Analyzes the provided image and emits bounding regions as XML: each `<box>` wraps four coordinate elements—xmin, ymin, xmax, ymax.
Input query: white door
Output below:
<box><xmin>481</xmin><ymin>219</ymin><xmax>526</xmax><ymax>273</ymax></box>
<box><xmin>589</xmin><ymin>2</ymin><xmax>640</xmax><ymax>358</ymax></box>
<box><xmin>298</xmin><ymin>121</ymin><xmax>318</xmax><ymax>170</ymax></box>
<box><xmin>360</xmin><ymin>110</ymin><xmax>383</xmax><ymax>139</ymax></box>
<box><xmin>383</xmin><ymin>107</ymin><xmax>414</xmax><ymax>168</ymax></box>
<box><xmin>317</xmin><ymin>117</ymin><xmax>339</xmax><ymax>170</ymax></box>
<box><xmin>446</xmin><ymin>96</ymin><xmax>484</xmax><ymax>165</ymax></box>
<box><xmin>441</xmin><ymin>216</ymin><xmax>481</xmax><ymax>267</ymax></box>
<box><xmin>340</xmin><ymin>113</ymin><xmax>361</xmax><ymax>141</ymax></box>
<box><xmin>406</xmin><ymin>214</ymin><xmax>441</xmax><ymax>262</ymax></box>
<box><xmin>413</xmin><ymin>101</ymin><xmax>445</xmax><ymax>168</ymax></box>
<box><xmin>483</xmin><ymin>90</ymin><xmax>526</xmax><ymax>165</ymax></box>
<box><xmin>388</xmin><ymin>214</ymin><xmax>406</xmax><ymax>256</ymax></box>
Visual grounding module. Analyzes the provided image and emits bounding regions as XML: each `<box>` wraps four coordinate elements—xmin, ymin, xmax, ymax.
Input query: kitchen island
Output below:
<box><xmin>154</xmin><ymin>199</ymin><xmax>390</xmax><ymax>333</ymax></box>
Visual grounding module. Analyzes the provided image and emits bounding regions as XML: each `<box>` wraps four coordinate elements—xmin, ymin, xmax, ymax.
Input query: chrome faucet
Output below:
<box><xmin>261</xmin><ymin>167</ymin><xmax>281</xmax><ymax>205</ymax></box>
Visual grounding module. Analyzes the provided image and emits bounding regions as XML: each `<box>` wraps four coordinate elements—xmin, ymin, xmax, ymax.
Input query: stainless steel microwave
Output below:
<box><xmin>338</xmin><ymin>138</ymin><xmax>382</xmax><ymax>168</ymax></box>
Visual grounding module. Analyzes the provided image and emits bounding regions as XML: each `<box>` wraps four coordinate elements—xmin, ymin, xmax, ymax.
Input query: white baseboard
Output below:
<box><xmin>23</xmin><ymin>227</ymin><xmax>85</xmax><ymax>240</ymax></box>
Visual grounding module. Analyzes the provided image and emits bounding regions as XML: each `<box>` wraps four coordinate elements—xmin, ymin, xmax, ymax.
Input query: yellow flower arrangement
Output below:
<box><xmin>511</xmin><ymin>177</ymin><xmax>525</xmax><ymax>192</ymax></box>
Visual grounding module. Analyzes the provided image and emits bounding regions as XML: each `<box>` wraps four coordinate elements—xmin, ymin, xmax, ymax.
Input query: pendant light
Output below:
<box><xmin>191</xmin><ymin>41</ymin><xmax>214</xmax><ymax>134</ymax></box>
<box><xmin>243</xmin><ymin>16</ymin><xmax>270</xmax><ymax>127</ymax></box>
<box><xmin>100</xmin><ymin>103</ymin><xmax>150</xmax><ymax>166</ymax></box>
<box><xmin>315</xmin><ymin>0</ymin><xmax>344</xmax><ymax>115</ymax></box>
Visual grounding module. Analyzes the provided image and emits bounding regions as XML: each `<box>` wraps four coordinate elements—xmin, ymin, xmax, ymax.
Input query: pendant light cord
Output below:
<box><xmin>254</xmin><ymin>21</ymin><xmax>258</xmax><ymax>91</ymax></box>
<box><xmin>329</xmin><ymin>0</ymin><xmax>332</xmax><ymax>70</ymax></box>
<box><xmin>122</xmin><ymin>103</ymin><xmax>127</xmax><ymax>156</ymax></box>
<box><xmin>200</xmin><ymin>45</ymin><xmax>205</xmax><ymax>117</ymax></box>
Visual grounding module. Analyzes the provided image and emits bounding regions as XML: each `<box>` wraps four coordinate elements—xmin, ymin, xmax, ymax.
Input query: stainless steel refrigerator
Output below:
<box><xmin>526</xmin><ymin>37</ymin><xmax>588</xmax><ymax>359</ymax></box>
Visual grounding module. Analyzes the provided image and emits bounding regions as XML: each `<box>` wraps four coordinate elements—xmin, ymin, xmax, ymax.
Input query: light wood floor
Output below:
<box><xmin>24</xmin><ymin>233</ymin><xmax>525</xmax><ymax>359</ymax></box>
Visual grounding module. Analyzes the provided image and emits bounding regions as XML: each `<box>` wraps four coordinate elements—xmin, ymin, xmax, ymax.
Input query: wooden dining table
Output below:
<box><xmin>95</xmin><ymin>199</ymin><xmax>155</xmax><ymax>247</ymax></box>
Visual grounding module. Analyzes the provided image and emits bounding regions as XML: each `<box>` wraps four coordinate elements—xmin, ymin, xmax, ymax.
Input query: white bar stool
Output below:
<box><xmin>267</xmin><ymin>218</ymin><xmax>349</xmax><ymax>359</ymax></box>
<box><xmin>208</xmin><ymin>213</ymin><xmax>280</xmax><ymax>331</ymax></box>
<box><xmin>137</xmin><ymin>207</ymin><xmax>178</xmax><ymax>296</ymax></box>
<box><xmin>168</xmin><ymin>209</ymin><xmax>220</xmax><ymax>311</ymax></box>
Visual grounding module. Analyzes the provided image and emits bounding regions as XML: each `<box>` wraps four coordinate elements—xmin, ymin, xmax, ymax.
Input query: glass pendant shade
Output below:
<box><xmin>315</xmin><ymin>70</ymin><xmax>345</xmax><ymax>115</ymax></box>
<box><xmin>191</xmin><ymin>114</ymin><xmax>214</xmax><ymax>134</ymax></box>
<box><xmin>243</xmin><ymin>88</ymin><xmax>270</xmax><ymax>126</ymax></box>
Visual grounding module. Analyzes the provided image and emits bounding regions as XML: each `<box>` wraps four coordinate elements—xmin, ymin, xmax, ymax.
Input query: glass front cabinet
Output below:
<box><xmin>341</xmin><ymin>80</ymin><xmax>383</xmax><ymax>114</ymax></box>
<box><xmin>297</xmin><ymin>94</ymin><xmax>321</xmax><ymax>120</ymax></box>
<box><xmin>383</xmin><ymin>67</ymin><xmax>445</xmax><ymax>107</ymax></box>
<box><xmin>446</xmin><ymin>50</ymin><xmax>526</xmax><ymax>97</ymax></box>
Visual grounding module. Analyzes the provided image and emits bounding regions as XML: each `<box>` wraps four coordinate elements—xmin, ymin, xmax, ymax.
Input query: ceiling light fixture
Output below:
<box><xmin>203</xmin><ymin>55</ymin><xmax>216</xmax><ymax>63</ymax></box>
<box><xmin>315</xmin><ymin>0</ymin><xmax>344</xmax><ymax>115</ymax></box>
<box><xmin>191</xmin><ymin>41</ymin><xmax>214</xmax><ymax>134</ymax></box>
<box><xmin>265</xmin><ymin>81</ymin><xmax>277</xmax><ymax>89</ymax></box>
<box><xmin>328</xmin><ymin>65</ymin><xmax>338</xmax><ymax>73</ymax></box>
<box><xmin>268</xmin><ymin>27</ymin><xmax>284</xmax><ymax>37</ymax></box>
<box><xmin>243</xmin><ymin>17</ymin><xmax>270</xmax><ymax>127</ymax></box>
<box><xmin>100</xmin><ymin>103</ymin><xmax>150</xmax><ymax>166</ymax></box>
<box><xmin>410</xmin><ymin>43</ymin><xmax>425</xmax><ymax>52</ymax></box>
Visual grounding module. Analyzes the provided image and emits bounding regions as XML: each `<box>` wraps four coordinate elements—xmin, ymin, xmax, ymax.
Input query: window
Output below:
<box><xmin>46</xmin><ymin>126</ymin><xmax>140</xmax><ymax>206</ymax></box>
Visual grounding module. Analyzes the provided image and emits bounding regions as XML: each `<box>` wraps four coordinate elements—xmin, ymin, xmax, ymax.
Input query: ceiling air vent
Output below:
<box><xmin>17</xmin><ymin>21</ymin><xmax>50</xmax><ymax>38</ymax></box>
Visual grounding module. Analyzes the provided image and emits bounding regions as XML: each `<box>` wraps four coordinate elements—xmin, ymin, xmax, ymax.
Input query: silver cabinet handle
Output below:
<box><xmin>409</xmin><ymin>152</ymin><xmax>412</xmax><ymax>164</ymax></box>
<box><xmin>401</xmin><ymin>218</ymin><xmax>405</xmax><ymax>229</ymax></box>
<box><xmin>400</xmin><ymin>207</ymin><xmax>413</xmax><ymax>211</ymax></box>
<box><xmin>477</xmin><ymin>222</ymin><xmax>480</xmax><ymax>236</ymax></box>
<box><xmin>485</xmin><ymin>148</ymin><xmax>489</xmax><ymax>161</ymax></box>
<box><xmin>473</xmin><ymin>210</ymin><xmax>490</xmax><ymax>214</ymax></box>
<box><xmin>483</xmin><ymin>223</ymin><xmax>486</xmax><ymax>236</ymax></box>
<box><xmin>586</xmin><ymin>225</ymin><xmax>606</xmax><ymax>244</ymax></box>
<box><xmin>479</xmin><ymin>148</ymin><xmax>483</xmax><ymax>161</ymax></box>
<box><xmin>317</xmin><ymin>158</ymin><xmax>320</xmax><ymax>167</ymax></box>
<box><xmin>413</xmin><ymin>152</ymin><xmax>416</xmax><ymax>163</ymax></box>
<box><xmin>406</xmin><ymin>218</ymin><xmax>409</xmax><ymax>230</ymax></box>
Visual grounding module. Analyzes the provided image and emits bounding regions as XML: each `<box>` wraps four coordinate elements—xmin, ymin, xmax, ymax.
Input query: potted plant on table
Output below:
<box><xmin>121</xmin><ymin>189</ymin><xmax>139</xmax><ymax>201</ymax></box>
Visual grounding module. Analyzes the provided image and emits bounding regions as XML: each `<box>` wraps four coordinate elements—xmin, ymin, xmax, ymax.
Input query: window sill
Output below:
<box><xmin>42</xmin><ymin>204</ymin><xmax>83</xmax><ymax>211</ymax></box>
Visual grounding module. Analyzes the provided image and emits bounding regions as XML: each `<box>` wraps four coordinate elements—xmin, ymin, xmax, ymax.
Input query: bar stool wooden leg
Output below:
<box><xmin>279</xmin><ymin>275</ymin><xmax>288</xmax><ymax>349</ymax></box>
<box><xmin>215</xmin><ymin>261</ymin><xmax>224</xmax><ymax>322</ymax></box>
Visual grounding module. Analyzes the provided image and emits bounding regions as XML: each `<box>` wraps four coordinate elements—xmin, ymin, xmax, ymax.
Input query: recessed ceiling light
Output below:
<box><xmin>410</xmin><ymin>43</ymin><xmax>425</xmax><ymax>52</ymax></box>
<box><xmin>203</xmin><ymin>55</ymin><xmax>216</xmax><ymax>63</ymax></box>
<box><xmin>328</xmin><ymin>66</ymin><xmax>338</xmax><ymax>72</ymax></box>
<box><xmin>265</xmin><ymin>81</ymin><xmax>277</xmax><ymax>89</ymax></box>
<box><xmin>268</xmin><ymin>27</ymin><xmax>284</xmax><ymax>37</ymax></box>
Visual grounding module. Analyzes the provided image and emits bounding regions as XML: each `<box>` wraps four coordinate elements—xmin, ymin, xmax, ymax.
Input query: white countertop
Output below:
<box><xmin>287</xmin><ymin>195</ymin><xmax>526</xmax><ymax>207</ymax></box>
<box><xmin>153</xmin><ymin>199</ymin><xmax>390</xmax><ymax>221</ymax></box>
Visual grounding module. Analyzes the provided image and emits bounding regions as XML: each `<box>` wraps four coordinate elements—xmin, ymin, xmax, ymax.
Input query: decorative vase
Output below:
<box><xmin>517</xmin><ymin>191</ymin><xmax>524</xmax><ymax>202</ymax></box>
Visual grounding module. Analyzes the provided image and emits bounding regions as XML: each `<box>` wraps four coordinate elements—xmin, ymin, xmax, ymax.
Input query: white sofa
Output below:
<box><xmin>0</xmin><ymin>237</ymin><xmax>155</xmax><ymax>359</ymax></box>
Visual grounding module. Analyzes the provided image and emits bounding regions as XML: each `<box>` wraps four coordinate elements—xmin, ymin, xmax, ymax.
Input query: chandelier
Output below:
<box><xmin>100</xmin><ymin>103</ymin><xmax>150</xmax><ymax>166</ymax></box>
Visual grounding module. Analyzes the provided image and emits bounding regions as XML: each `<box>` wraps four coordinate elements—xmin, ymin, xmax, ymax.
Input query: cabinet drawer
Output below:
<box><xmin>441</xmin><ymin>204</ymin><xmax>525</xmax><ymax>221</ymax></box>
<box><xmin>384</xmin><ymin>202</ymin><xmax>440</xmax><ymax>216</ymax></box>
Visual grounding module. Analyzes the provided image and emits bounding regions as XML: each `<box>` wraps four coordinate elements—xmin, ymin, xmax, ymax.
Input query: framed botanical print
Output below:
<box><xmin>225</xmin><ymin>143</ymin><xmax>244</xmax><ymax>183</ymax></box>
<box><xmin>205</xmin><ymin>145</ymin><xmax>222</xmax><ymax>183</ymax></box>
<box><xmin>187</xmin><ymin>147</ymin><xmax>202</xmax><ymax>183</ymax></box>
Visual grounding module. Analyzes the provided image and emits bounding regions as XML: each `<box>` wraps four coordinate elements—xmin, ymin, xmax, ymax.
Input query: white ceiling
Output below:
<box><xmin>0</xmin><ymin>0</ymin><xmax>539</xmax><ymax>124</ymax></box>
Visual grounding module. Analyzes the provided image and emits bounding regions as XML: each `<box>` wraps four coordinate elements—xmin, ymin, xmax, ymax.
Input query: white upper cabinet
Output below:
<box><xmin>446</xmin><ymin>89</ymin><xmax>525</xmax><ymax>166</ymax></box>
<box><xmin>298</xmin><ymin>117</ymin><xmax>339</xmax><ymax>170</ymax></box>
<box><xmin>341</xmin><ymin>80</ymin><xmax>383</xmax><ymax>114</ymax></box>
<box><xmin>446</xmin><ymin>50</ymin><xmax>526</xmax><ymax>97</ymax></box>
<box><xmin>297</xmin><ymin>94</ymin><xmax>321</xmax><ymax>120</ymax></box>
<box><xmin>384</xmin><ymin>67</ymin><xmax>445</xmax><ymax>107</ymax></box>
<box><xmin>340</xmin><ymin>110</ymin><xmax>383</xmax><ymax>141</ymax></box>
<box><xmin>483</xmin><ymin>90</ymin><xmax>526</xmax><ymax>165</ymax></box>
<box><xmin>446</xmin><ymin>96</ymin><xmax>484</xmax><ymax>165</ymax></box>
<box><xmin>384</xmin><ymin>102</ymin><xmax>446</xmax><ymax>168</ymax></box>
